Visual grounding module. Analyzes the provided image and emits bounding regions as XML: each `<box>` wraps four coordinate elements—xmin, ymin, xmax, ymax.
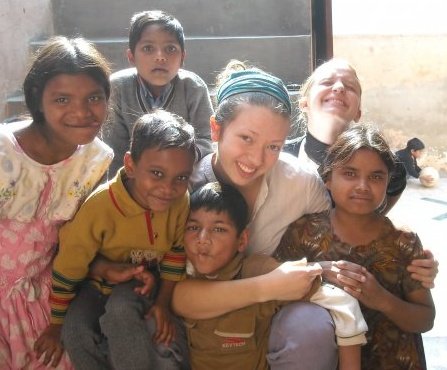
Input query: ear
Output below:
<box><xmin>237</xmin><ymin>229</ymin><xmax>249</xmax><ymax>252</ymax></box>
<box><xmin>324</xmin><ymin>173</ymin><xmax>332</xmax><ymax>192</ymax></box>
<box><xmin>127</xmin><ymin>49</ymin><xmax>135</xmax><ymax>66</ymax></box>
<box><xmin>123</xmin><ymin>152</ymin><xmax>136</xmax><ymax>178</ymax></box>
<box><xmin>298</xmin><ymin>97</ymin><xmax>309</xmax><ymax>113</ymax></box>
<box><xmin>354</xmin><ymin>108</ymin><xmax>362</xmax><ymax>123</ymax></box>
<box><xmin>180</xmin><ymin>50</ymin><xmax>186</xmax><ymax>67</ymax></box>
<box><xmin>210</xmin><ymin>115</ymin><xmax>221</xmax><ymax>142</ymax></box>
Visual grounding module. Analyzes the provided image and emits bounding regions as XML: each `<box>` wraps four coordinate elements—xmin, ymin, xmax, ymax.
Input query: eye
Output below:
<box><xmin>55</xmin><ymin>97</ymin><xmax>68</xmax><ymax>104</ymax></box>
<box><xmin>240</xmin><ymin>135</ymin><xmax>252</xmax><ymax>144</ymax></box>
<box><xmin>166</xmin><ymin>45</ymin><xmax>178</xmax><ymax>53</ymax></box>
<box><xmin>343</xmin><ymin>170</ymin><xmax>355</xmax><ymax>177</ymax></box>
<box><xmin>370</xmin><ymin>174</ymin><xmax>385</xmax><ymax>180</ymax></box>
<box><xmin>320</xmin><ymin>79</ymin><xmax>333</xmax><ymax>86</ymax></box>
<box><xmin>185</xmin><ymin>225</ymin><xmax>199</xmax><ymax>231</ymax></box>
<box><xmin>213</xmin><ymin>227</ymin><xmax>227</xmax><ymax>233</ymax></box>
<box><xmin>267</xmin><ymin>144</ymin><xmax>281</xmax><ymax>152</ymax></box>
<box><xmin>151</xmin><ymin>170</ymin><xmax>163</xmax><ymax>178</ymax></box>
<box><xmin>176</xmin><ymin>175</ymin><xmax>190</xmax><ymax>182</ymax></box>
<box><xmin>88</xmin><ymin>95</ymin><xmax>105</xmax><ymax>103</ymax></box>
<box><xmin>142</xmin><ymin>45</ymin><xmax>154</xmax><ymax>53</ymax></box>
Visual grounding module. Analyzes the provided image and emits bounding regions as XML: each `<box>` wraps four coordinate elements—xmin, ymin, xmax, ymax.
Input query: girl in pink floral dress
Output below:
<box><xmin>0</xmin><ymin>36</ymin><xmax>113</xmax><ymax>369</ymax></box>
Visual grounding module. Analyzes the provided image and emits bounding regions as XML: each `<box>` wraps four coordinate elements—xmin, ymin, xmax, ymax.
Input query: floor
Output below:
<box><xmin>387</xmin><ymin>176</ymin><xmax>447</xmax><ymax>370</ymax></box>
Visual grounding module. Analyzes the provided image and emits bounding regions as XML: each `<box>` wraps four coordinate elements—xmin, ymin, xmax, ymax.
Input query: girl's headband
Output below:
<box><xmin>216</xmin><ymin>69</ymin><xmax>292</xmax><ymax>114</ymax></box>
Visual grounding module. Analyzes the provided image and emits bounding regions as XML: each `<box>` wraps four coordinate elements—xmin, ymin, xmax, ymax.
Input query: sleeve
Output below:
<box><xmin>102</xmin><ymin>77</ymin><xmax>132</xmax><ymax>176</ymax></box>
<box><xmin>310</xmin><ymin>284</ymin><xmax>368</xmax><ymax>346</ymax></box>
<box><xmin>50</xmin><ymin>198</ymin><xmax>105</xmax><ymax>324</ymax></box>
<box><xmin>185</xmin><ymin>75</ymin><xmax>214</xmax><ymax>159</ymax></box>
<box><xmin>399</xmin><ymin>231</ymin><xmax>426</xmax><ymax>294</ymax></box>
<box><xmin>273</xmin><ymin>216</ymin><xmax>311</xmax><ymax>262</ymax></box>
<box><xmin>159</xmin><ymin>194</ymin><xmax>189</xmax><ymax>281</ymax></box>
<box><xmin>387</xmin><ymin>160</ymin><xmax>407</xmax><ymax>196</ymax></box>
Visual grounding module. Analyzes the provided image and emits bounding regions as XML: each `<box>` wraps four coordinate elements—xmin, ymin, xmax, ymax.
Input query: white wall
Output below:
<box><xmin>332</xmin><ymin>0</ymin><xmax>447</xmax><ymax>171</ymax></box>
<box><xmin>0</xmin><ymin>0</ymin><xmax>53</xmax><ymax>120</ymax></box>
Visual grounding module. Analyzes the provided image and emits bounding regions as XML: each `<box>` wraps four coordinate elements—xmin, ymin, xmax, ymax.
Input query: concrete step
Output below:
<box><xmin>30</xmin><ymin>35</ymin><xmax>311</xmax><ymax>87</ymax></box>
<box><xmin>51</xmin><ymin>0</ymin><xmax>311</xmax><ymax>39</ymax></box>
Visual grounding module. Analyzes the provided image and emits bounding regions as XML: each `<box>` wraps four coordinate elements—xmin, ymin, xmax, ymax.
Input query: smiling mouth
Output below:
<box><xmin>237</xmin><ymin>161</ymin><xmax>256</xmax><ymax>175</ymax></box>
<box><xmin>325</xmin><ymin>98</ymin><xmax>346</xmax><ymax>107</ymax></box>
<box><xmin>67</xmin><ymin>122</ymin><xmax>101</xmax><ymax>129</ymax></box>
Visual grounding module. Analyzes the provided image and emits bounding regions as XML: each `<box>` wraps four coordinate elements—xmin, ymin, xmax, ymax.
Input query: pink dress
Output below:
<box><xmin>0</xmin><ymin>125</ymin><xmax>113</xmax><ymax>369</ymax></box>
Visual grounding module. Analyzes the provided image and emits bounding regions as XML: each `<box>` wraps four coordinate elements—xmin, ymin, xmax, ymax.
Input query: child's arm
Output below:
<box><xmin>146</xmin><ymin>279</ymin><xmax>177</xmax><ymax>345</ymax></box>
<box><xmin>343</xmin><ymin>269</ymin><xmax>435</xmax><ymax>333</ymax></box>
<box><xmin>34</xmin><ymin>324</ymin><xmax>64</xmax><ymax>367</ymax></box>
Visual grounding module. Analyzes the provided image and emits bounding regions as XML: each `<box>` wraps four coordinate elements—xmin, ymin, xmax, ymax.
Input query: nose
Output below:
<box><xmin>332</xmin><ymin>80</ymin><xmax>345</xmax><ymax>93</ymax></box>
<box><xmin>159</xmin><ymin>180</ymin><xmax>176</xmax><ymax>197</ymax></box>
<box><xmin>197</xmin><ymin>228</ymin><xmax>211</xmax><ymax>245</ymax></box>
<box><xmin>73</xmin><ymin>100</ymin><xmax>92</xmax><ymax>120</ymax></box>
<box><xmin>248</xmin><ymin>145</ymin><xmax>265</xmax><ymax>167</ymax></box>
<box><xmin>355</xmin><ymin>177</ymin><xmax>370</xmax><ymax>192</ymax></box>
<box><xmin>155</xmin><ymin>48</ymin><xmax>167</xmax><ymax>62</ymax></box>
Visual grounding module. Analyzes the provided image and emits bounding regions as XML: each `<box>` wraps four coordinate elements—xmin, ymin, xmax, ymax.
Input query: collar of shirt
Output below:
<box><xmin>137</xmin><ymin>75</ymin><xmax>173</xmax><ymax>109</ymax></box>
<box><xmin>304</xmin><ymin>131</ymin><xmax>330</xmax><ymax>165</ymax></box>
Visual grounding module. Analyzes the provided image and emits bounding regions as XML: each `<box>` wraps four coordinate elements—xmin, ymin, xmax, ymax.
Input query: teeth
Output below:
<box><xmin>326</xmin><ymin>98</ymin><xmax>345</xmax><ymax>106</ymax></box>
<box><xmin>238</xmin><ymin>162</ymin><xmax>256</xmax><ymax>174</ymax></box>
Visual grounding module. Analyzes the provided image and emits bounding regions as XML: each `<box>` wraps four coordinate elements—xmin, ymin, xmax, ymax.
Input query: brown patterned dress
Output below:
<box><xmin>274</xmin><ymin>211</ymin><xmax>427</xmax><ymax>370</ymax></box>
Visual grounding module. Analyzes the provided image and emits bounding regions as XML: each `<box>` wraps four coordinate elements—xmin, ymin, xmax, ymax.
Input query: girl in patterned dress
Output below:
<box><xmin>0</xmin><ymin>36</ymin><xmax>113</xmax><ymax>369</ymax></box>
<box><xmin>275</xmin><ymin>123</ymin><xmax>435</xmax><ymax>370</ymax></box>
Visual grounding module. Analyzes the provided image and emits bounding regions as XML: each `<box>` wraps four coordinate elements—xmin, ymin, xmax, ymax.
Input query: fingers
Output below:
<box><xmin>51</xmin><ymin>346</ymin><xmax>64</xmax><ymax>367</ymax></box>
<box><xmin>134</xmin><ymin>271</ymin><xmax>155</xmax><ymax>296</ymax></box>
<box><xmin>335</xmin><ymin>260</ymin><xmax>366</xmax><ymax>273</ymax></box>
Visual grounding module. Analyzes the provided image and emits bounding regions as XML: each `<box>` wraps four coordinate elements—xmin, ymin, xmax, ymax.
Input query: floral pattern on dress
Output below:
<box><xmin>0</xmin><ymin>125</ymin><xmax>112</xmax><ymax>369</ymax></box>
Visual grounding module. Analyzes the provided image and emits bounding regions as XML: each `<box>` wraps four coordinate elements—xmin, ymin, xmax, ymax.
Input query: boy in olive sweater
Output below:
<box><xmin>41</xmin><ymin>111</ymin><xmax>195</xmax><ymax>369</ymax></box>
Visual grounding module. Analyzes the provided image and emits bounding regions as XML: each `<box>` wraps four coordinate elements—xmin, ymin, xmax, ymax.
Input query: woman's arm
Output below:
<box><xmin>343</xmin><ymin>269</ymin><xmax>435</xmax><ymax>333</ymax></box>
<box><xmin>172</xmin><ymin>261</ymin><xmax>322</xmax><ymax>319</ymax></box>
<box><xmin>407</xmin><ymin>249</ymin><xmax>439</xmax><ymax>289</ymax></box>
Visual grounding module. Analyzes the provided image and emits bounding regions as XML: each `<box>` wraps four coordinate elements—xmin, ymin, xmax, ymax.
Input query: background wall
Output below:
<box><xmin>332</xmin><ymin>0</ymin><xmax>447</xmax><ymax>173</ymax></box>
<box><xmin>0</xmin><ymin>0</ymin><xmax>53</xmax><ymax>119</ymax></box>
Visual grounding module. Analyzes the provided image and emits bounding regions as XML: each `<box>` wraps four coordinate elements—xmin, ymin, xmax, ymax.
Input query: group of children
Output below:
<box><xmin>0</xmin><ymin>8</ymin><xmax>438</xmax><ymax>370</ymax></box>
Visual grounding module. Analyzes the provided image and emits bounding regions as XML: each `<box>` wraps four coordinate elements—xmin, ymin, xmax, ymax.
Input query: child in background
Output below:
<box><xmin>36</xmin><ymin>110</ymin><xmax>195</xmax><ymax>369</ymax></box>
<box><xmin>395</xmin><ymin>137</ymin><xmax>431</xmax><ymax>180</ymax></box>
<box><xmin>275</xmin><ymin>123</ymin><xmax>435</xmax><ymax>369</ymax></box>
<box><xmin>104</xmin><ymin>10</ymin><xmax>213</xmax><ymax>175</ymax></box>
<box><xmin>282</xmin><ymin>58</ymin><xmax>438</xmax><ymax>286</ymax></box>
<box><xmin>0</xmin><ymin>36</ymin><xmax>113</xmax><ymax>369</ymax></box>
<box><xmin>183</xmin><ymin>182</ymin><xmax>367</xmax><ymax>370</ymax></box>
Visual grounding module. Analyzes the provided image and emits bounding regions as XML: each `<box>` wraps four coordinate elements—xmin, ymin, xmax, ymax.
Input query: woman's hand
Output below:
<box><xmin>407</xmin><ymin>249</ymin><xmax>439</xmax><ymax>289</ymax></box>
<box><xmin>260</xmin><ymin>259</ymin><xmax>323</xmax><ymax>302</ymax></box>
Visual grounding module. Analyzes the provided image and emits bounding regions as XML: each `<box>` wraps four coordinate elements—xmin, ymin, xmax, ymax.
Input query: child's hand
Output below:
<box><xmin>342</xmin><ymin>269</ymin><xmax>388</xmax><ymax>311</ymax></box>
<box><xmin>34</xmin><ymin>323</ymin><xmax>64</xmax><ymax>367</ymax></box>
<box><xmin>146</xmin><ymin>304</ymin><xmax>176</xmax><ymax>346</ymax></box>
<box><xmin>90</xmin><ymin>257</ymin><xmax>146</xmax><ymax>284</ymax></box>
<box><xmin>407</xmin><ymin>249</ymin><xmax>438</xmax><ymax>289</ymax></box>
<box><xmin>323</xmin><ymin>260</ymin><xmax>367</xmax><ymax>288</ymax></box>
<box><xmin>133</xmin><ymin>269</ymin><xmax>156</xmax><ymax>296</ymax></box>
